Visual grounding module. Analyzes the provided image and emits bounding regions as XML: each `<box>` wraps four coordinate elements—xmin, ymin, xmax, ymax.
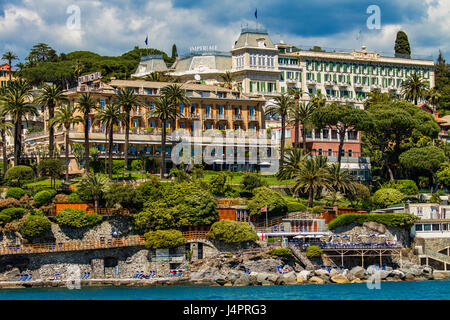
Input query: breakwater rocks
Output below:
<box><xmin>187</xmin><ymin>264</ymin><xmax>448</xmax><ymax>287</ymax></box>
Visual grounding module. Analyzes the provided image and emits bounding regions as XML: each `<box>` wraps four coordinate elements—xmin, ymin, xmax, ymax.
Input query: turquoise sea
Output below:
<box><xmin>0</xmin><ymin>280</ymin><xmax>449</xmax><ymax>300</ymax></box>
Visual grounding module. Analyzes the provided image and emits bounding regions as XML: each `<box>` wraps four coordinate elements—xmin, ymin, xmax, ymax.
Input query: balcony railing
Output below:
<box><xmin>233</xmin><ymin>115</ymin><xmax>243</xmax><ymax>120</ymax></box>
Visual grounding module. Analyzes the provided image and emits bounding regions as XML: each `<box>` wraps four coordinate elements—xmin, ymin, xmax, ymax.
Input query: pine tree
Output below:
<box><xmin>394</xmin><ymin>31</ymin><xmax>411</xmax><ymax>57</ymax></box>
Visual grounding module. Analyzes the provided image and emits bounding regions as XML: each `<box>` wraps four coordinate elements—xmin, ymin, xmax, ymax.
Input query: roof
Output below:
<box><xmin>232</xmin><ymin>28</ymin><xmax>277</xmax><ymax>51</ymax></box>
<box><xmin>131</xmin><ymin>55</ymin><xmax>168</xmax><ymax>77</ymax></box>
<box><xmin>171</xmin><ymin>54</ymin><xmax>232</xmax><ymax>75</ymax></box>
<box><xmin>108</xmin><ymin>79</ymin><xmax>236</xmax><ymax>93</ymax></box>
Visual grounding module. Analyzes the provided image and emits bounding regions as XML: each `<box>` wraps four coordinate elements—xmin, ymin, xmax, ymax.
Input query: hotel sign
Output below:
<box><xmin>189</xmin><ymin>45</ymin><xmax>218</xmax><ymax>52</ymax></box>
<box><xmin>78</xmin><ymin>72</ymin><xmax>102</xmax><ymax>84</ymax></box>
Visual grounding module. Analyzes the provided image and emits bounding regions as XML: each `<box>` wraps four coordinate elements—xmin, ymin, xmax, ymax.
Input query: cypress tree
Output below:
<box><xmin>394</xmin><ymin>31</ymin><xmax>411</xmax><ymax>57</ymax></box>
<box><xmin>171</xmin><ymin>44</ymin><xmax>178</xmax><ymax>59</ymax></box>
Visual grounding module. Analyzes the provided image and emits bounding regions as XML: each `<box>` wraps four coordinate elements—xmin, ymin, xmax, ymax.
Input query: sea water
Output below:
<box><xmin>0</xmin><ymin>280</ymin><xmax>449</xmax><ymax>300</ymax></box>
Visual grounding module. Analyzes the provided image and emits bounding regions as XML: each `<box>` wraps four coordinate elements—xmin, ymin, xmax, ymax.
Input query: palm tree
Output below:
<box><xmin>0</xmin><ymin>95</ymin><xmax>13</xmax><ymax>176</ymax></box>
<box><xmin>113</xmin><ymin>87</ymin><xmax>144</xmax><ymax>170</ymax></box>
<box><xmin>265</xmin><ymin>93</ymin><xmax>293</xmax><ymax>165</ymax></box>
<box><xmin>220</xmin><ymin>71</ymin><xmax>234</xmax><ymax>89</ymax></box>
<box><xmin>0</xmin><ymin>80</ymin><xmax>37</xmax><ymax>165</ymax></box>
<box><xmin>293</xmin><ymin>157</ymin><xmax>331</xmax><ymax>207</ymax></box>
<box><xmin>2</xmin><ymin>51</ymin><xmax>18</xmax><ymax>81</ymax></box>
<box><xmin>78</xmin><ymin>174</ymin><xmax>108</xmax><ymax>211</ymax></box>
<box><xmin>401</xmin><ymin>74</ymin><xmax>429</xmax><ymax>105</ymax></box>
<box><xmin>426</xmin><ymin>87</ymin><xmax>441</xmax><ymax>111</ymax></box>
<box><xmin>95</xmin><ymin>104</ymin><xmax>125</xmax><ymax>179</ymax></box>
<box><xmin>277</xmin><ymin>148</ymin><xmax>308</xmax><ymax>180</ymax></box>
<box><xmin>160</xmin><ymin>84</ymin><xmax>191</xmax><ymax>158</ymax></box>
<box><xmin>287</xmin><ymin>87</ymin><xmax>303</xmax><ymax>147</ymax></box>
<box><xmin>147</xmin><ymin>95</ymin><xmax>181</xmax><ymax>179</ymax></box>
<box><xmin>364</xmin><ymin>89</ymin><xmax>397</xmax><ymax>109</ymax></box>
<box><xmin>309</xmin><ymin>90</ymin><xmax>326</xmax><ymax>108</ymax></box>
<box><xmin>73</xmin><ymin>60</ymin><xmax>84</xmax><ymax>81</ymax></box>
<box><xmin>326</xmin><ymin>164</ymin><xmax>356</xmax><ymax>206</ymax></box>
<box><xmin>76</xmin><ymin>93</ymin><xmax>96</xmax><ymax>174</ymax></box>
<box><xmin>49</xmin><ymin>103</ymin><xmax>83</xmax><ymax>182</ymax></box>
<box><xmin>289</xmin><ymin>102</ymin><xmax>316</xmax><ymax>151</ymax></box>
<box><xmin>35</xmin><ymin>84</ymin><xmax>68</xmax><ymax>158</ymax></box>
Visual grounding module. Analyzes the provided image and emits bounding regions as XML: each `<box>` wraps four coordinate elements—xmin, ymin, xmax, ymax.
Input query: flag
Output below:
<box><xmin>356</xmin><ymin>29</ymin><xmax>362</xmax><ymax>40</ymax></box>
<box><xmin>254</xmin><ymin>8</ymin><xmax>257</xmax><ymax>19</ymax></box>
<box><xmin>145</xmin><ymin>35</ymin><xmax>148</xmax><ymax>46</ymax></box>
<box><xmin>261</xmin><ymin>207</ymin><xmax>267</xmax><ymax>213</ymax></box>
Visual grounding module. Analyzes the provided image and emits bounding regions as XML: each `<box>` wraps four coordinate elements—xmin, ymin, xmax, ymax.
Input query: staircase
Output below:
<box><xmin>288</xmin><ymin>243</ymin><xmax>315</xmax><ymax>269</ymax></box>
<box><xmin>423</xmin><ymin>248</ymin><xmax>450</xmax><ymax>265</ymax></box>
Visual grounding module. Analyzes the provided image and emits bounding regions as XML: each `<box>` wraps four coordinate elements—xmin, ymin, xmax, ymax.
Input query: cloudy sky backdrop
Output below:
<box><xmin>0</xmin><ymin>0</ymin><xmax>448</xmax><ymax>64</ymax></box>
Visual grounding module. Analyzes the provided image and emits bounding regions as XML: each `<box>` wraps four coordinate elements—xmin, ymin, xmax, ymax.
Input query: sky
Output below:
<box><xmin>0</xmin><ymin>0</ymin><xmax>448</xmax><ymax>64</ymax></box>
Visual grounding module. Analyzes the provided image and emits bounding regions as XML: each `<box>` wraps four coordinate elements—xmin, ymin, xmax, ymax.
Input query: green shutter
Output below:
<box><xmin>317</xmin><ymin>73</ymin><xmax>321</xmax><ymax>83</ymax></box>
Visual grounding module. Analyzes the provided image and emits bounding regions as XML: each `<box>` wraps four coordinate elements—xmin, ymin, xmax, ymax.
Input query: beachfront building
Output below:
<box><xmin>277</xmin><ymin>44</ymin><xmax>435</xmax><ymax>109</ymax></box>
<box><xmin>23</xmin><ymin>79</ymin><xmax>275</xmax><ymax>173</ymax></box>
<box><xmin>0</xmin><ymin>64</ymin><xmax>16</xmax><ymax>88</ymax></box>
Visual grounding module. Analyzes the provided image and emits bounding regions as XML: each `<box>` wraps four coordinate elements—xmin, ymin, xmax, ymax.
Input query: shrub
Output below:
<box><xmin>33</xmin><ymin>190</ymin><xmax>57</xmax><ymax>207</ymax></box>
<box><xmin>268</xmin><ymin>248</ymin><xmax>292</xmax><ymax>256</ymax></box>
<box><xmin>328</xmin><ymin>213</ymin><xmax>420</xmax><ymax>230</ymax></box>
<box><xmin>67</xmin><ymin>193</ymin><xmax>82</xmax><ymax>203</ymax></box>
<box><xmin>208</xmin><ymin>220</ymin><xmax>258</xmax><ymax>243</ymax></box>
<box><xmin>19</xmin><ymin>215</ymin><xmax>51</xmax><ymax>238</ymax></box>
<box><xmin>136</xmin><ymin>177</ymin><xmax>162</xmax><ymax>202</ymax></box>
<box><xmin>5</xmin><ymin>166</ymin><xmax>34</xmax><ymax>187</ymax></box>
<box><xmin>241</xmin><ymin>173</ymin><xmax>266</xmax><ymax>193</ymax></box>
<box><xmin>306</xmin><ymin>245</ymin><xmax>323</xmax><ymax>258</ymax></box>
<box><xmin>247</xmin><ymin>187</ymin><xmax>288</xmax><ymax>216</ymax></box>
<box><xmin>393</xmin><ymin>180</ymin><xmax>419</xmax><ymax>195</ymax></box>
<box><xmin>287</xmin><ymin>201</ymin><xmax>307</xmax><ymax>212</ymax></box>
<box><xmin>209</xmin><ymin>173</ymin><xmax>230</xmax><ymax>196</ymax></box>
<box><xmin>372</xmin><ymin>188</ymin><xmax>405</xmax><ymax>208</ymax></box>
<box><xmin>103</xmin><ymin>183</ymin><xmax>144</xmax><ymax>212</ymax></box>
<box><xmin>131</xmin><ymin>159</ymin><xmax>142</xmax><ymax>171</ymax></box>
<box><xmin>1</xmin><ymin>207</ymin><xmax>27</xmax><ymax>220</ymax></box>
<box><xmin>54</xmin><ymin>194</ymin><xmax>69</xmax><ymax>203</ymax></box>
<box><xmin>55</xmin><ymin>208</ymin><xmax>102</xmax><ymax>228</ymax></box>
<box><xmin>144</xmin><ymin>229</ymin><xmax>186</xmax><ymax>249</ymax></box>
<box><xmin>112</xmin><ymin>160</ymin><xmax>125</xmax><ymax>174</ymax></box>
<box><xmin>6</xmin><ymin>187</ymin><xmax>26</xmax><ymax>200</ymax></box>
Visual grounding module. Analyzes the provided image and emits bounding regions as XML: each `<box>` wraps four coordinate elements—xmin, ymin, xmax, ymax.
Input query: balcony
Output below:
<box><xmin>306</xmin><ymin>79</ymin><xmax>317</xmax><ymax>85</ymax></box>
<box><xmin>338</xmin><ymin>82</ymin><xmax>350</xmax><ymax>87</ymax></box>
<box><xmin>186</xmin><ymin>113</ymin><xmax>200</xmax><ymax>119</ymax></box>
<box><xmin>233</xmin><ymin>114</ymin><xmax>243</xmax><ymax>121</ymax></box>
<box><xmin>216</xmin><ymin>114</ymin><xmax>227</xmax><ymax>120</ymax></box>
<box><xmin>204</xmin><ymin>113</ymin><xmax>215</xmax><ymax>120</ymax></box>
<box><xmin>248</xmin><ymin>115</ymin><xmax>258</xmax><ymax>121</ymax></box>
<box><xmin>324</xmin><ymin>81</ymin><xmax>335</xmax><ymax>86</ymax></box>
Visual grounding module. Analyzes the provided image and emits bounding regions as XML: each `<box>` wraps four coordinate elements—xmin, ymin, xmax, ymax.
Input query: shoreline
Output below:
<box><xmin>1</xmin><ymin>273</ymin><xmax>448</xmax><ymax>289</ymax></box>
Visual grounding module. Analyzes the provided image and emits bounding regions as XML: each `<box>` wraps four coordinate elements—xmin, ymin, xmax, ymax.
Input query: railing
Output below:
<box><xmin>217</xmin><ymin>198</ymin><xmax>247</xmax><ymax>206</ymax></box>
<box><xmin>150</xmin><ymin>254</ymin><xmax>186</xmax><ymax>263</ymax></box>
<box><xmin>182</xmin><ymin>231</ymin><xmax>209</xmax><ymax>240</ymax></box>
<box><xmin>0</xmin><ymin>236</ymin><xmax>146</xmax><ymax>256</ymax></box>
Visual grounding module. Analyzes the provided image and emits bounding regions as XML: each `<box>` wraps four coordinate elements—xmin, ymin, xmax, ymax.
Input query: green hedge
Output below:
<box><xmin>268</xmin><ymin>248</ymin><xmax>292</xmax><ymax>256</ymax></box>
<box><xmin>286</xmin><ymin>201</ymin><xmax>307</xmax><ymax>212</ymax></box>
<box><xmin>208</xmin><ymin>220</ymin><xmax>258</xmax><ymax>243</ymax></box>
<box><xmin>33</xmin><ymin>189</ymin><xmax>57</xmax><ymax>207</ymax></box>
<box><xmin>19</xmin><ymin>215</ymin><xmax>51</xmax><ymax>238</ymax></box>
<box><xmin>144</xmin><ymin>229</ymin><xmax>186</xmax><ymax>249</ymax></box>
<box><xmin>6</xmin><ymin>187</ymin><xmax>26</xmax><ymax>200</ymax></box>
<box><xmin>306</xmin><ymin>245</ymin><xmax>323</xmax><ymax>258</ymax></box>
<box><xmin>0</xmin><ymin>207</ymin><xmax>26</xmax><ymax>221</ymax></box>
<box><xmin>328</xmin><ymin>213</ymin><xmax>420</xmax><ymax>230</ymax></box>
<box><xmin>55</xmin><ymin>208</ymin><xmax>102</xmax><ymax>228</ymax></box>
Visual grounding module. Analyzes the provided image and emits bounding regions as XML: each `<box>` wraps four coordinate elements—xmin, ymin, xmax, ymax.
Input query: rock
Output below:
<box><xmin>405</xmin><ymin>273</ymin><xmax>415</xmax><ymax>281</ymax></box>
<box><xmin>190</xmin><ymin>267</ymin><xmax>222</xmax><ymax>282</ymax></box>
<box><xmin>366</xmin><ymin>265</ymin><xmax>380</xmax><ymax>275</ymax></box>
<box><xmin>276</xmin><ymin>272</ymin><xmax>297</xmax><ymax>285</ymax></box>
<box><xmin>242</xmin><ymin>259</ymin><xmax>282</xmax><ymax>273</ymax></box>
<box><xmin>296</xmin><ymin>274</ymin><xmax>307</xmax><ymax>284</ymax></box>
<box><xmin>308</xmin><ymin>276</ymin><xmax>325</xmax><ymax>284</ymax></box>
<box><xmin>315</xmin><ymin>269</ymin><xmax>329</xmax><ymax>277</ymax></box>
<box><xmin>329</xmin><ymin>269</ymin><xmax>340</xmax><ymax>277</ymax></box>
<box><xmin>234</xmin><ymin>274</ymin><xmax>257</xmax><ymax>286</ymax></box>
<box><xmin>350</xmin><ymin>266</ymin><xmax>366</xmax><ymax>279</ymax></box>
<box><xmin>330</xmin><ymin>274</ymin><xmax>349</xmax><ymax>284</ymax></box>
<box><xmin>226</xmin><ymin>270</ymin><xmax>244</xmax><ymax>284</ymax></box>
<box><xmin>363</xmin><ymin>221</ymin><xmax>386</xmax><ymax>234</ymax></box>
<box><xmin>266</xmin><ymin>274</ymin><xmax>278</xmax><ymax>283</ymax></box>
<box><xmin>256</xmin><ymin>272</ymin><xmax>273</xmax><ymax>285</ymax></box>
<box><xmin>351</xmin><ymin>278</ymin><xmax>364</xmax><ymax>283</ymax></box>
<box><xmin>432</xmin><ymin>273</ymin><xmax>447</xmax><ymax>280</ymax></box>
<box><xmin>343</xmin><ymin>270</ymin><xmax>356</xmax><ymax>282</ymax></box>
<box><xmin>422</xmin><ymin>266</ymin><xmax>433</xmax><ymax>275</ymax></box>
<box><xmin>214</xmin><ymin>275</ymin><xmax>228</xmax><ymax>286</ymax></box>
<box><xmin>298</xmin><ymin>270</ymin><xmax>311</xmax><ymax>281</ymax></box>
<box><xmin>389</xmin><ymin>270</ymin><xmax>405</xmax><ymax>280</ymax></box>
<box><xmin>378</xmin><ymin>270</ymin><xmax>390</xmax><ymax>280</ymax></box>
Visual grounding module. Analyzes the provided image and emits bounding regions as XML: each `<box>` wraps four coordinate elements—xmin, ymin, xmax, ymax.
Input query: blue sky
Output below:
<box><xmin>0</xmin><ymin>0</ymin><xmax>448</xmax><ymax>64</ymax></box>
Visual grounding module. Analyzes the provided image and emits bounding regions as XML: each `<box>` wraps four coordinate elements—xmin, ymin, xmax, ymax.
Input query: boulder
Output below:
<box><xmin>226</xmin><ymin>270</ymin><xmax>244</xmax><ymax>284</ymax></box>
<box><xmin>351</xmin><ymin>278</ymin><xmax>364</xmax><ymax>283</ymax></box>
<box><xmin>308</xmin><ymin>276</ymin><xmax>325</xmax><ymax>284</ymax></box>
<box><xmin>405</xmin><ymin>273</ymin><xmax>415</xmax><ymax>281</ymax></box>
<box><xmin>296</xmin><ymin>274</ymin><xmax>308</xmax><ymax>284</ymax></box>
<box><xmin>422</xmin><ymin>266</ymin><xmax>433</xmax><ymax>275</ymax></box>
<box><xmin>266</xmin><ymin>273</ymin><xmax>278</xmax><ymax>283</ymax></box>
<box><xmin>242</xmin><ymin>259</ymin><xmax>282</xmax><ymax>273</ymax></box>
<box><xmin>276</xmin><ymin>272</ymin><xmax>298</xmax><ymax>285</ymax></box>
<box><xmin>329</xmin><ymin>269</ymin><xmax>340</xmax><ymax>277</ymax></box>
<box><xmin>315</xmin><ymin>269</ymin><xmax>329</xmax><ymax>277</ymax></box>
<box><xmin>343</xmin><ymin>270</ymin><xmax>356</xmax><ymax>282</ymax></box>
<box><xmin>234</xmin><ymin>274</ymin><xmax>256</xmax><ymax>286</ymax></box>
<box><xmin>389</xmin><ymin>270</ymin><xmax>405</xmax><ymax>280</ymax></box>
<box><xmin>330</xmin><ymin>274</ymin><xmax>349</xmax><ymax>284</ymax></box>
<box><xmin>256</xmin><ymin>272</ymin><xmax>273</xmax><ymax>285</ymax></box>
<box><xmin>432</xmin><ymin>273</ymin><xmax>448</xmax><ymax>280</ymax></box>
<box><xmin>190</xmin><ymin>267</ymin><xmax>221</xmax><ymax>282</ymax></box>
<box><xmin>366</xmin><ymin>265</ymin><xmax>380</xmax><ymax>275</ymax></box>
<box><xmin>363</xmin><ymin>221</ymin><xmax>387</xmax><ymax>234</ymax></box>
<box><xmin>378</xmin><ymin>270</ymin><xmax>390</xmax><ymax>280</ymax></box>
<box><xmin>214</xmin><ymin>274</ymin><xmax>228</xmax><ymax>286</ymax></box>
<box><xmin>350</xmin><ymin>266</ymin><xmax>366</xmax><ymax>279</ymax></box>
<box><xmin>298</xmin><ymin>270</ymin><xmax>311</xmax><ymax>280</ymax></box>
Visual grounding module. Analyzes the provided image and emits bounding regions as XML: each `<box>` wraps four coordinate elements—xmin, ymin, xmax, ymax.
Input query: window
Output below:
<box><xmin>331</xmin><ymin>130</ymin><xmax>338</xmax><ymax>139</ymax></box>
<box><xmin>348</xmin><ymin>150</ymin><xmax>352</xmax><ymax>157</ymax></box>
<box><xmin>322</xmin><ymin>129</ymin><xmax>329</xmax><ymax>139</ymax></box>
<box><xmin>432</xmin><ymin>224</ymin><xmax>440</xmax><ymax>231</ymax></box>
<box><xmin>415</xmin><ymin>224</ymin><xmax>423</xmax><ymax>232</ymax></box>
<box><xmin>314</xmin><ymin>130</ymin><xmax>321</xmax><ymax>139</ymax></box>
<box><xmin>318</xmin><ymin>148</ymin><xmax>322</xmax><ymax>156</ymax></box>
<box><xmin>100</xmin><ymin>99</ymin><xmax>106</xmax><ymax>109</ymax></box>
<box><xmin>328</xmin><ymin>149</ymin><xmax>333</xmax><ymax>156</ymax></box>
<box><xmin>348</xmin><ymin>130</ymin><xmax>358</xmax><ymax>140</ymax></box>
<box><xmin>423</xmin><ymin>224</ymin><xmax>431</xmax><ymax>231</ymax></box>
